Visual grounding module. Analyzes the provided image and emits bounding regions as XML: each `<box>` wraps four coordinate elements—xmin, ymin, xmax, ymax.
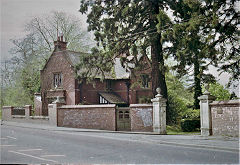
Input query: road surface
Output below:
<box><xmin>1</xmin><ymin>125</ymin><xmax>239</xmax><ymax>164</ymax></box>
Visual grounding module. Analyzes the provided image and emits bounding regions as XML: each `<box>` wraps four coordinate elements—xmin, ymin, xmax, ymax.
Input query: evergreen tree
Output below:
<box><xmin>166</xmin><ymin>0</ymin><xmax>239</xmax><ymax>108</ymax></box>
<box><xmin>79</xmin><ymin>0</ymin><xmax>169</xmax><ymax>104</ymax></box>
<box><xmin>203</xmin><ymin>0</ymin><xmax>239</xmax><ymax>85</ymax></box>
<box><xmin>166</xmin><ymin>0</ymin><xmax>207</xmax><ymax>109</ymax></box>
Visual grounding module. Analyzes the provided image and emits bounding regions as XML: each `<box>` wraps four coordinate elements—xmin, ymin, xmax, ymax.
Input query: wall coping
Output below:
<box><xmin>130</xmin><ymin>104</ymin><xmax>153</xmax><ymax>108</ymax></box>
<box><xmin>12</xmin><ymin>115</ymin><xmax>26</xmax><ymax>118</ymax></box>
<box><xmin>59</xmin><ymin>104</ymin><xmax>116</xmax><ymax>109</ymax></box>
<box><xmin>210</xmin><ymin>99</ymin><xmax>240</xmax><ymax>106</ymax></box>
<box><xmin>2</xmin><ymin>106</ymin><xmax>13</xmax><ymax>109</ymax></box>
<box><xmin>30</xmin><ymin>116</ymin><xmax>49</xmax><ymax>120</ymax></box>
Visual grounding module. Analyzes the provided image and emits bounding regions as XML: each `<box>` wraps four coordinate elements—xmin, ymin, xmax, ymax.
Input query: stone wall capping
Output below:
<box><xmin>59</xmin><ymin>104</ymin><xmax>116</xmax><ymax>109</ymax></box>
<box><xmin>198</xmin><ymin>94</ymin><xmax>216</xmax><ymax>101</ymax></box>
<box><xmin>30</xmin><ymin>116</ymin><xmax>49</xmax><ymax>120</ymax></box>
<box><xmin>130</xmin><ymin>104</ymin><xmax>153</xmax><ymax>107</ymax></box>
<box><xmin>210</xmin><ymin>99</ymin><xmax>240</xmax><ymax>106</ymax></box>
<box><xmin>12</xmin><ymin>115</ymin><xmax>26</xmax><ymax>118</ymax></box>
<box><xmin>2</xmin><ymin>106</ymin><xmax>13</xmax><ymax>109</ymax></box>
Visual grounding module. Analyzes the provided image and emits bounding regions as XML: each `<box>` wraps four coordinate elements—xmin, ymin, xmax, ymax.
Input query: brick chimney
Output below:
<box><xmin>54</xmin><ymin>33</ymin><xmax>67</xmax><ymax>51</ymax></box>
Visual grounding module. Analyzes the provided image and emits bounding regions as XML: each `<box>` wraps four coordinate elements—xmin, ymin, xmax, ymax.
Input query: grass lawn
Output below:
<box><xmin>166</xmin><ymin>125</ymin><xmax>200</xmax><ymax>135</ymax></box>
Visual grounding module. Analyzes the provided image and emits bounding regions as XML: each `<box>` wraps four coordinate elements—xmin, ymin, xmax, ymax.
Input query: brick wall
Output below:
<box><xmin>40</xmin><ymin>51</ymin><xmax>77</xmax><ymax>115</ymax></box>
<box><xmin>79</xmin><ymin>79</ymin><xmax>106</xmax><ymax>104</ymax></box>
<box><xmin>210</xmin><ymin>100</ymin><xmax>239</xmax><ymax>137</ymax></box>
<box><xmin>57</xmin><ymin>104</ymin><xmax>117</xmax><ymax>131</ymax></box>
<box><xmin>2</xmin><ymin>105</ymin><xmax>49</xmax><ymax>125</ymax></box>
<box><xmin>130</xmin><ymin>104</ymin><xmax>153</xmax><ymax>132</ymax></box>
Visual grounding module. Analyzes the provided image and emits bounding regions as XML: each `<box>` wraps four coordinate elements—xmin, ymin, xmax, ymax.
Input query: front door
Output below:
<box><xmin>117</xmin><ymin>107</ymin><xmax>130</xmax><ymax>131</ymax></box>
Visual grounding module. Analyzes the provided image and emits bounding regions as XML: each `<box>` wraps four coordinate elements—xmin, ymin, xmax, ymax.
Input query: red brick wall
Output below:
<box><xmin>111</xmin><ymin>80</ymin><xmax>129</xmax><ymax>103</ymax></box>
<box><xmin>40</xmin><ymin>51</ymin><xmax>77</xmax><ymax>115</ymax></box>
<box><xmin>79</xmin><ymin>79</ymin><xmax>130</xmax><ymax>104</ymax></box>
<box><xmin>130</xmin><ymin>104</ymin><xmax>153</xmax><ymax>132</ymax></box>
<box><xmin>210</xmin><ymin>100</ymin><xmax>239</xmax><ymax>137</ymax></box>
<box><xmin>129</xmin><ymin>58</ymin><xmax>153</xmax><ymax>104</ymax></box>
<box><xmin>57</xmin><ymin>104</ymin><xmax>117</xmax><ymax>131</ymax></box>
<box><xmin>79</xmin><ymin>79</ymin><xmax>105</xmax><ymax>104</ymax></box>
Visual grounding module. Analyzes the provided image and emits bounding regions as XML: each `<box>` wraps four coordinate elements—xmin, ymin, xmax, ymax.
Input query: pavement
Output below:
<box><xmin>1</xmin><ymin>120</ymin><xmax>239</xmax><ymax>153</ymax></box>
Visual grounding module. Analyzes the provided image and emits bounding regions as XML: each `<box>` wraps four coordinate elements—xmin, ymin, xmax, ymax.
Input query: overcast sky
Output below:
<box><xmin>1</xmin><ymin>0</ymin><xmax>86</xmax><ymax>62</ymax></box>
<box><xmin>0</xmin><ymin>0</ymin><xmax>239</xmax><ymax>95</ymax></box>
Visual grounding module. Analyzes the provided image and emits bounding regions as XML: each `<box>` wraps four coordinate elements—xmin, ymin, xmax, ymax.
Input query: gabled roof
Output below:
<box><xmin>63</xmin><ymin>50</ymin><xmax>88</xmax><ymax>66</ymax></box>
<box><xmin>42</xmin><ymin>49</ymin><xmax>151</xmax><ymax>80</ymax></box>
<box><xmin>41</xmin><ymin>50</ymin><xmax>85</xmax><ymax>71</ymax></box>
<box><xmin>63</xmin><ymin>50</ymin><xmax>130</xmax><ymax>80</ymax></box>
<box><xmin>98</xmin><ymin>92</ymin><xmax>126</xmax><ymax>104</ymax></box>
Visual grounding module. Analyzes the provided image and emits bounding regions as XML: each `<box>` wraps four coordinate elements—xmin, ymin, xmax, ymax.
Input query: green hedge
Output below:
<box><xmin>181</xmin><ymin>119</ymin><xmax>200</xmax><ymax>132</ymax></box>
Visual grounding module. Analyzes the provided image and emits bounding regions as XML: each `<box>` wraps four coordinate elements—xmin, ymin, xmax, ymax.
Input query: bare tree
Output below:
<box><xmin>1</xmin><ymin>11</ymin><xmax>94</xmax><ymax>106</ymax></box>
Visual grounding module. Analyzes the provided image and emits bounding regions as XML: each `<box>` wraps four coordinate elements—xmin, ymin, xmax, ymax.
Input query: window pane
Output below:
<box><xmin>124</xmin><ymin>111</ymin><xmax>129</xmax><ymax>118</ymax></box>
<box><xmin>119</xmin><ymin>111</ymin><xmax>123</xmax><ymax>119</ymax></box>
<box><xmin>141</xmin><ymin>74</ymin><xmax>149</xmax><ymax>88</ymax></box>
<box><xmin>54</xmin><ymin>73</ymin><xmax>62</xmax><ymax>87</ymax></box>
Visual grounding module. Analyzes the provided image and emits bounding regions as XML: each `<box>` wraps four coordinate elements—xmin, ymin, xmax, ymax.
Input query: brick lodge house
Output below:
<box><xmin>38</xmin><ymin>37</ymin><xmax>153</xmax><ymax>116</ymax></box>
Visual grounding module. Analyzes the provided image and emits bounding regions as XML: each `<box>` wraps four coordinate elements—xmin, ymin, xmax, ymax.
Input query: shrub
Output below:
<box><xmin>138</xmin><ymin>96</ymin><xmax>152</xmax><ymax>103</ymax></box>
<box><xmin>181</xmin><ymin>109</ymin><xmax>200</xmax><ymax>119</ymax></box>
<box><xmin>181</xmin><ymin>119</ymin><xmax>200</xmax><ymax>132</ymax></box>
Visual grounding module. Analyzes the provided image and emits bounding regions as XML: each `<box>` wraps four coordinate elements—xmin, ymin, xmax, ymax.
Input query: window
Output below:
<box><xmin>124</xmin><ymin>111</ymin><xmax>130</xmax><ymax>119</ymax></box>
<box><xmin>119</xmin><ymin>111</ymin><xmax>123</xmax><ymax>119</ymax></box>
<box><xmin>141</xmin><ymin>74</ymin><xmax>149</xmax><ymax>88</ymax></box>
<box><xmin>54</xmin><ymin>73</ymin><xmax>62</xmax><ymax>88</ymax></box>
<box><xmin>106</xmin><ymin>80</ymin><xmax>112</xmax><ymax>91</ymax></box>
<box><xmin>99</xmin><ymin>95</ymin><xmax>109</xmax><ymax>104</ymax></box>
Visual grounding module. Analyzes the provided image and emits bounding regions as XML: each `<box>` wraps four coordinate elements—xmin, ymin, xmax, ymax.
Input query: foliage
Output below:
<box><xmin>182</xmin><ymin>109</ymin><xmax>200</xmax><ymax>120</ymax></box>
<box><xmin>181</xmin><ymin>119</ymin><xmax>200</xmax><ymax>132</ymax></box>
<box><xmin>21</xmin><ymin>63</ymin><xmax>41</xmax><ymax>101</ymax></box>
<box><xmin>1</xmin><ymin>11</ymin><xmax>92</xmax><ymax>106</ymax></box>
<box><xmin>202</xmin><ymin>82</ymin><xmax>231</xmax><ymax>101</ymax></box>
<box><xmin>166</xmin><ymin>72</ymin><xmax>194</xmax><ymax>124</ymax></box>
<box><xmin>203</xmin><ymin>0</ymin><xmax>240</xmax><ymax>85</ymax></box>
<box><xmin>230</xmin><ymin>92</ymin><xmax>238</xmax><ymax>100</ymax></box>
<box><xmin>138</xmin><ymin>96</ymin><xmax>152</xmax><ymax>104</ymax></box>
<box><xmin>165</xmin><ymin>0</ymin><xmax>209</xmax><ymax>109</ymax></box>
<box><xmin>79</xmin><ymin>0</ymin><xmax>169</xmax><ymax>102</ymax></box>
<box><xmin>166</xmin><ymin>125</ymin><xmax>200</xmax><ymax>134</ymax></box>
<box><xmin>165</xmin><ymin>0</ymin><xmax>239</xmax><ymax>108</ymax></box>
<box><xmin>1</xmin><ymin>82</ymin><xmax>32</xmax><ymax>107</ymax></box>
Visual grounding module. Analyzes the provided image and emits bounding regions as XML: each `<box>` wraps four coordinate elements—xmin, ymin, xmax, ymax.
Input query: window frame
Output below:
<box><xmin>53</xmin><ymin>73</ymin><xmax>63</xmax><ymax>88</ymax></box>
<box><xmin>99</xmin><ymin>95</ymin><xmax>109</xmax><ymax>104</ymax></box>
<box><xmin>141</xmin><ymin>74</ymin><xmax>149</xmax><ymax>88</ymax></box>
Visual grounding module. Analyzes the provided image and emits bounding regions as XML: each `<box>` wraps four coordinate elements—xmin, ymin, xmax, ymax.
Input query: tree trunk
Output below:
<box><xmin>150</xmin><ymin>1</ymin><xmax>168</xmax><ymax>100</ymax></box>
<box><xmin>151</xmin><ymin>34</ymin><xmax>168</xmax><ymax>99</ymax></box>
<box><xmin>149</xmin><ymin>1</ymin><xmax>169</xmax><ymax>123</ymax></box>
<box><xmin>193</xmin><ymin>54</ymin><xmax>202</xmax><ymax>109</ymax></box>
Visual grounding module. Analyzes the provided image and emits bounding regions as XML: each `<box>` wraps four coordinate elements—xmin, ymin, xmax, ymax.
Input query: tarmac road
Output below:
<box><xmin>1</xmin><ymin>124</ymin><xmax>239</xmax><ymax>164</ymax></box>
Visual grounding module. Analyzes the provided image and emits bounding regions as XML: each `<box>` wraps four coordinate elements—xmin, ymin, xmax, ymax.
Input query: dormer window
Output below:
<box><xmin>106</xmin><ymin>80</ymin><xmax>112</xmax><ymax>91</ymax></box>
<box><xmin>54</xmin><ymin>73</ymin><xmax>62</xmax><ymax>88</ymax></box>
<box><xmin>99</xmin><ymin>95</ymin><xmax>109</xmax><ymax>104</ymax></box>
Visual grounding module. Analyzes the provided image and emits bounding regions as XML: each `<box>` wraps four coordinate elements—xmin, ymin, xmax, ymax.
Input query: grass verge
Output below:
<box><xmin>167</xmin><ymin>125</ymin><xmax>200</xmax><ymax>135</ymax></box>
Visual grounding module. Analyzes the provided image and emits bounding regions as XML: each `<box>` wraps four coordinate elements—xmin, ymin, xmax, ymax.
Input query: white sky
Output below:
<box><xmin>0</xmin><ymin>0</ymin><xmax>239</xmax><ymax>96</ymax></box>
<box><xmin>1</xmin><ymin>0</ymin><xmax>86</xmax><ymax>62</ymax></box>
